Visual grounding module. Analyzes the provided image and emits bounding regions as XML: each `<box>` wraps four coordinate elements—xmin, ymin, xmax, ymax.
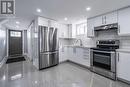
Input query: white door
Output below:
<box><xmin>118</xmin><ymin>7</ymin><xmax>130</xmax><ymax>36</ymax></box>
<box><xmin>105</xmin><ymin>11</ymin><xmax>118</xmax><ymax>24</ymax></box>
<box><xmin>87</xmin><ymin>18</ymin><xmax>95</xmax><ymax>37</ymax></box>
<box><xmin>117</xmin><ymin>52</ymin><xmax>130</xmax><ymax>81</ymax></box>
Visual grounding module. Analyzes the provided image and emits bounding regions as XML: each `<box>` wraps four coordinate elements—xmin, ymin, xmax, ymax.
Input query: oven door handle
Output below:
<box><xmin>92</xmin><ymin>50</ymin><xmax>115</xmax><ymax>54</ymax></box>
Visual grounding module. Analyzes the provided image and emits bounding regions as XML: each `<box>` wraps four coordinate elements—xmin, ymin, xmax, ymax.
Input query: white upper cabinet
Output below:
<box><xmin>117</xmin><ymin>52</ymin><xmax>130</xmax><ymax>82</ymax></box>
<box><xmin>87</xmin><ymin>18</ymin><xmax>95</xmax><ymax>37</ymax></box>
<box><xmin>38</xmin><ymin>17</ymin><xmax>49</xmax><ymax>26</ymax></box>
<box><xmin>94</xmin><ymin>16</ymin><xmax>103</xmax><ymax>27</ymax></box>
<box><xmin>105</xmin><ymin>11</ymin><xmax>118</xmax><ymax>24</ymax></box>
<box><xmin>37</xmin><ymin>17</ymin><xmax>58</xmax><ymax>28</ymax></box>
<box><xmin>58</xmin><ymin>24</ymin><xmax>69</xmax><ymax>38</ymax></box>
<box><xmin>49</xmin><ymin>20</ymin><xmax>58</xmax><ymax>28</ymax></box>
<box><xmin>118</xmin><ymin>7</ymin><xmax>130</xmax><ymax>36</ymax></box>
<box><xmin>94</xmin><ymin>11</ymin><xmax>118</xmax><ymax>27</ymax></box>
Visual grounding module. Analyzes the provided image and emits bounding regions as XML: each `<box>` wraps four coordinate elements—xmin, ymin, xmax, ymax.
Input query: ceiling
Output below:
<box><xmin>0</xmin><ymin>0</ymin><xmax>130</xmax><ymax>29</ymax></box>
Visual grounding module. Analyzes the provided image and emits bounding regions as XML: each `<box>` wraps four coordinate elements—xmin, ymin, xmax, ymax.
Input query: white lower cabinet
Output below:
<box><xmin>80</xmin><ymin>48</ymin><xmax>90</xmax><ymax>67</ymax></box>
<box><xmin>117</xmin><ymin>52</ymin><xmax>130</xmax><ymax>82</ymax></box>
<box><xmin>59</xmin><ymin>46</ymin><xmax>90</xmax><ymax>67</ymax></box>
<box><xmin>59</xmin><ymin>46</ymin><xmax>68</xmax><ymax>62</ymax></box>
<box><xmin>68</xmin><ymin>47</ymin><xmax>90</xmax><ymax>67</ymax></box>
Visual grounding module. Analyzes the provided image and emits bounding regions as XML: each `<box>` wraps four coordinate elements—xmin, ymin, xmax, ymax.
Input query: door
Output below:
<box><xmin>117</xmin><ymin>52</ymin><xmax>130</xmax><ymax>81</ymax></box>
<box><xmin>87</xmin><ymin>18</ymin><xmax>95</xmax><ymax>37</ymax></box>
<box><xmin>39</xmin><ymin>26</ymin><xmax>58</xmax><ymax>52</ymax></box>
<box><xmin>118</xmin><ymin>7</ymin><xmax>130</xmax><ymax>35</ymax></box>
<box><xmin>9</xmin><ymin>30</ymin><xmax>23</xmax><ymax>56</ymax></box>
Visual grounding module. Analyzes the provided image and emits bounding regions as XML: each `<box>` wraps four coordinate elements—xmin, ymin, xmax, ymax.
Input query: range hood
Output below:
<box><xmin>94</xmin><ymin>23</ymin><xmax>118</xmax><ymax>31</ymax></box>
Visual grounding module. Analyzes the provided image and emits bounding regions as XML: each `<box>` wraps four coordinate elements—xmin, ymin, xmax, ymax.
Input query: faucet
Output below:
<box><xmin>73</xmin><ymin>39</ymin><xmax>83</xmax><ymax>46</ymax></box>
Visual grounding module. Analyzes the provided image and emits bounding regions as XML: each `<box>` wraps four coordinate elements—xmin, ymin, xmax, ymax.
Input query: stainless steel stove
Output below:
<box><xmin>90</xmin><ymin>40</ymin><xmax>119</xmax><ymax>80</ymax></box>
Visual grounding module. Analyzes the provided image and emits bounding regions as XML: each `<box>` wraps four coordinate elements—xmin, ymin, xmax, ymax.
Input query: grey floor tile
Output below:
<box><xmin>0</xmin><ymin>61</ymin><xmax>129</xmax><ymax>87</ymax></box>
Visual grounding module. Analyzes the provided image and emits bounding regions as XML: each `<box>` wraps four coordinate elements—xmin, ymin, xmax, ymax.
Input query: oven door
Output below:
<box><xmin>91</xmin><ymin>49</ymin><xmax>116</xmax><ymax>72</ymax></box>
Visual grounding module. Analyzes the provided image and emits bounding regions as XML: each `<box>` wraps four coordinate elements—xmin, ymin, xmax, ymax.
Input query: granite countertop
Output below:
<box><xmin>116</xmin><ymin>49</ymin><xmax>130</xmax><ymax>53</ymax></box>
<box><xmin>63</xmin><ymin>45</ymin><xmax>95</xmax><ymax>48</ymax></box>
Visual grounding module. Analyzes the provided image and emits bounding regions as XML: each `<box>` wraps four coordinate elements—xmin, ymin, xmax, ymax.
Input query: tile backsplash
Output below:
<box><xmin>119</xmin><ymin>37</ymin><xmax>130</xmax><ymax>49</ymax></box>
<box><xmin>59</xmin><ymin>29</ymin><xmax>130</xmax><ymax>49</ymax></box>
<box><xmin>94</xmin><ymin>30</ymin><xmax>130</xmax><ymax>49</ymax></box>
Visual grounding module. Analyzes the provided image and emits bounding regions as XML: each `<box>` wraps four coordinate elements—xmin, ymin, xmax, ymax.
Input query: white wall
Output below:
<box><xmin>0</xmin><ymin>24</ymin><xmax>7</xmax><ymax>62</ymax></box>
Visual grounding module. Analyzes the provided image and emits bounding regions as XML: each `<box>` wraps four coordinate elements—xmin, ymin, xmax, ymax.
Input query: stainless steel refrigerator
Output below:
<box><xmin>39</xmin><ymin>26</ymin><xmax>59</xmax><ymax>69</ymax></box>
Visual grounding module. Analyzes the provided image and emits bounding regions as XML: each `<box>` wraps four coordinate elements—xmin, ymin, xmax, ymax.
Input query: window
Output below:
<box><xmin>10</xmin><ymin>31</ymin><xmax>21</xmax><ymax>37</ymax></box>
<box><xmin>76</xmin><ymin>23</ymin><xmax>87</xmax><ymax>35</ymax></box>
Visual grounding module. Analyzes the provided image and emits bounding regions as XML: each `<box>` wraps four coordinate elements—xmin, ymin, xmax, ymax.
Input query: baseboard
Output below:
<box><xmin>0</xmin><ymin>56</ymin><xmax>8</xmax><ymax>69</ymax></box>
<box><xmin>67</xmin><ymin>60</ymin><xmax>91</xmax><ymax>70</ymax></box>
<box><xmin>59</xmin><ymin>60</ymin><xmax>68</xmax><ymax>64</ymax></box>
<box><xmin>117</xmin><ymin>77</ymin><xmax>130</xmax><ymax>85</ymax></box>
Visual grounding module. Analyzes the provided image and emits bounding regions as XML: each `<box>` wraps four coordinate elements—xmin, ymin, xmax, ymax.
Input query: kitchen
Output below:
<box><xmin>0</xmin><ymin>0</ymin><xmax>130</xmax><ymax>87</ymax></box>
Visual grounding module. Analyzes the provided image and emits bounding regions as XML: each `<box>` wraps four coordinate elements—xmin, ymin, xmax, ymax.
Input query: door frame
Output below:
<box><xmin>8</xmin><ymin>29</ymin><xmax>23</xmax><ymax>56</ymax></box>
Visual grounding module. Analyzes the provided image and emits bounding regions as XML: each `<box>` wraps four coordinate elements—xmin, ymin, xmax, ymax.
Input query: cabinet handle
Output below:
<box><xmin>118</xmin><ymin>25</ymin><xmax>120</xmax><ymax>33</ymax></box>
<box><xmin>118</xmin><ymin>53</ymin><xmax>119</xmax><ymax>62</ymax></box>
<box><xmin>105</xmin><ymin>16</ymin><xmax>106</xmax><ymax>24</ymax></box>
<box><xmin>102</xmin><ymin>16</ymin><xmax>103</xmax><ymax>24</ymax></box>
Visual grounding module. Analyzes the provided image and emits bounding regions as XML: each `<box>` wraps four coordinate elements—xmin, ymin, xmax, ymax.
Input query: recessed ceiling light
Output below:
<box><xmin>64</xmin><ymin>17</ymin><xmax>68</xmax><ymax>21</ymax></box>
<box><xmin>36</xmin><ymin>8</ymin><xmax>42</xmax><ymax>13</ymax></box>
<box><xmin>16</xmin><ymin>21</ymin><xmax>20</xmax><ymax>24</ymax></box>
<box><xmin>35</xmin><ymin>81</ymin><xmax>38</xmax><ymax>84</ymax></box>
<box><xmin>86</xmin><ymin>7</ymin><xmax>91</xmax><ymax>11</ymax></box>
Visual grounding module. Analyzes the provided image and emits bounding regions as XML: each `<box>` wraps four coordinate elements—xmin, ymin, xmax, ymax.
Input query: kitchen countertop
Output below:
<box><xmin>116</xmin><ymin>49</ymin><xmax>130</xmax><ymax>53</ymax></box>
<box><xmin>62</xmin><ymin>45</ymin><xmax>95</xmax><ymax>49</ymax></box>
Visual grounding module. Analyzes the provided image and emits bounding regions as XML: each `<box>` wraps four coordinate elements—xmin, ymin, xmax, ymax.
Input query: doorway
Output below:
<box><xmin>8</xmin><ymin>30</ymin><xmax>23</xmax><ymax>57</ymax></box>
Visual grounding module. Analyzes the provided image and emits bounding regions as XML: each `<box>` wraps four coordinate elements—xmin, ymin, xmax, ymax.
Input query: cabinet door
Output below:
<box><xmin>76</xmin><ymin>48</ymin><xmax>83</xmax><ymax>63</ymax></box>
<box><xmin>118</xmin><ymin>7</ymin><xmax>130</xmax><ymax>36</ymax></box>
<box><xmin>59</xmin><ymin>47</ymin><xmax>68</xmax><ymax>62</ymax></box>
<box><xmin>105</xmin><ymin>11</ymin><xmax>118</xmax><ymax>24</ymax></box>
<box><xmin>87</xmin><ymin>18</ymin><xmax>95</xmax><ymax>37</ymax></box>
<box><xmin>50</xmin><ymin>20</ymin><xmax>58</xmax><ymax>28</ymax></box>
<box><xmin>94</xmin><ymin>16</ymin><xmax>103</xmax><ymax>27</ymax></box>
<box><xmin>117</xmin><ymin>52</ymin><xmax>130</xmax><ymax>82</ymax></box>
<box><xmin>80</xmin><ymin>48</ymin><xmax>90</xmax><ymax>67</ymax></box>
<box><xmin>68</xmin><ymin>47</ymin><xmax>73</xmax><ymax>60</ymax></box>
<box><xmin>58</xmin><ymin>24</ymin><xmax>69</xmax><ymax>38</ymax></box>
<box><xmin>38</xmin><ymin>17</ymin><xmax>49</xmax><ymax>26</ymax></box>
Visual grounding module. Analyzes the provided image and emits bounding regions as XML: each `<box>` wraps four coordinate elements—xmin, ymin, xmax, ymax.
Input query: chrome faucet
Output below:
<box><xmin>73</xmin><ymin>39</ymin><xmax>83</xmax><ymax>46</ymax></box>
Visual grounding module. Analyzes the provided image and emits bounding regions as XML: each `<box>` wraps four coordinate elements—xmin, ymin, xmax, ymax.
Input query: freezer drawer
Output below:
<box><xmin>39</xmin><ymin>51</ymin><xmax>59</xmax><ymax>69</ymax></box>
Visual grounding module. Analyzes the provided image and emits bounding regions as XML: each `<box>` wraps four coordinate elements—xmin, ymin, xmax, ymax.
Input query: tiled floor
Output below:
<box><xmin>0</xmin><ymin>61</ymin><xmax>129</xmax><ymax>87</ymax></box>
